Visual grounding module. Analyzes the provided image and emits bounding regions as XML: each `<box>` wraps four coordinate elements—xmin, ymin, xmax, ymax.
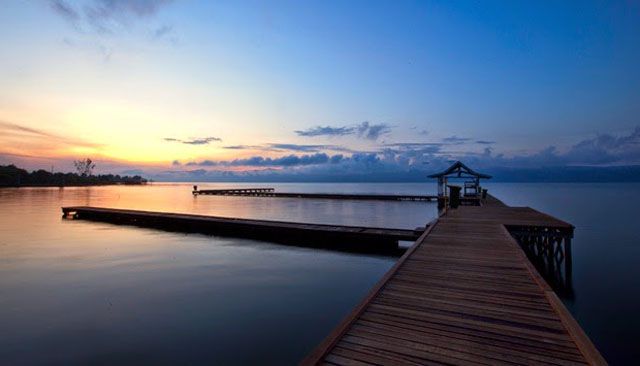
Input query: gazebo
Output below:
<box><xmin>428</xmin><ymin>161</ymin><xmax>491</xmax><ymax>199</ymax></box>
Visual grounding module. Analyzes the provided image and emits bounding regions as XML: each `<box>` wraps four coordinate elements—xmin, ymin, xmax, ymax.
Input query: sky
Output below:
<box><xmin>1</xmin><ymin>0</ymin><xmax>639</xmax><ymax>181</ymax></box>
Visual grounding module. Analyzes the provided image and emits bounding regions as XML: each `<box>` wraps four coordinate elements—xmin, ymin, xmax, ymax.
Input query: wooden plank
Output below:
<box><xmin>300</xmin><ymin>221</ymin><xmax>438</xmax><ymax>365</ymax></box>
<box><xmin>357</xmin><ymin>313</ymin><xmax>584</xmax><ymax>357</ymax></box>
<box><xmin>304</xmin><ymin>196</ymin><xmax>605</xmax><ymax>365</ymax></box>
<box><xmin>348</xmin><ymin>324</ymin><xmax>586</xmax><ymax>365</ymax></box>
<box><xmin>61</xmin><ymin>206</ymin><xmax>423</xmax><ymax>252</ymax></box>
<box><xmin>193</xmin><ymin>188</ymin><xmax>437</xmax><ymax>202</ymax></box>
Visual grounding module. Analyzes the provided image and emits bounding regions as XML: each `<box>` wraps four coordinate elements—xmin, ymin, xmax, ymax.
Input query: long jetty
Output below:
<box><xmin>193</xmin><ymin>187</ymin><xmax>437</xmax><ymax>202</ymax></box>
<box><xmin>303</xmin><ymin>195</ymin><xmax>605</xmax><ymax>365</ymax></box>
<box><xmin>61</xmin><ymin>206</ymin><xmax>423</xmax><ymax>251</ymax></box>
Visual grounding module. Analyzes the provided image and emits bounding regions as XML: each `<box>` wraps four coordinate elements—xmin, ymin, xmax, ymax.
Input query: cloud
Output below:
<box><xmin>562</xmin><ymin>126</ymin><xmax>640</xmax><ymax>165</ymax></box>
<box><xmin>458</xmin><ymin>127</ymin><xmax>640</xmax><ymax>169</ymax></box>
<box><xmin>268</xmin><ymin>143</ymin><xmax>354</xmax><ymax>153</ymax></box>
<box><xmin>0</xmin><ymin>120</ymin><xmax>102</xmax><ymax>149</ymax></box>
<box><xmin>267</xmin><ymin>144</ymin><xmax>327</xmax><ymax>152</ymax></box>
<box><xmin>442</xmin><ymin>136</ymin><xmax>472</xmax><ymax>144</ymax></box>
<box><xmin>152</xmin><ymin>24</ymin><xmax>173</xmax><ymax>39</ymax></box>
<box><xmin>169</xmin><ymin>126</ymin><xmax>640</xmax><ymax>180</ymax></box>
<box><xmin>356</xmin><ymin>121</ymin><xmax>391</xmax><ymax>140</ymax></box>
<box><xmin>223</xmin><ymin>145</ymin><xmax>260</xmax><ymax>150</ymax></box>
<box><xmin>49</xmin><ymin>0</ymin><xmax>80</xmax><ymax>23</ymax></box>
<box><xmin>49</xmin><ymin>0</ymin><xmax>173</xmax><ymax>34</ymax></box>
<box><xmin>7</xmin><ymin>122</ymin><xmax>639</xmax><ymax>182</ymax></box>
<box><xmin>220</xmin><ymin>143</ymin><xmax>353</xmax><ymax>153</ymax></box>
<box><xmin>186</xmin><ymin>153</ymin><xmax>331</xmax><ymax>167</ymax></box>
<box><xmin>476</xmin><ymin>140</ymin><xmax>495</xmax><ymax>145</ymax></box>
<box><xmin>295</xmin><ymin>121</ymin><xmax>392</xmax><ymax>141</ymax></box>
<box><xmin>163</xmin><ymin>136</ymin><xmax>222</xmax><ymax>145</ymax></box>
<box><xmin>295</xmin><ymin>126</ymin><xmax>355</xmax><ymax>137</ymax></box>
<box><xmin>90</xmin><ymin>0</ymin><xmax>173</xmax><ymax>18</ymax></box>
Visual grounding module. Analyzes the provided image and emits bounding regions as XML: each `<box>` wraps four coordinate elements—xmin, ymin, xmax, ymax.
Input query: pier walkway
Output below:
<box><xmin>61</xmin><ymin>206</ymin><xmax>423</xmax><ymax>251</ymax></box>
<box><xmin>193</xmin><ymin>188</ymin><xmax>436</xmax><ymax>202</ymax></box>
<box><xmin>303</xmin><ymin>198</ymin><xmax>605</xmax><ymax>365</ymax></box>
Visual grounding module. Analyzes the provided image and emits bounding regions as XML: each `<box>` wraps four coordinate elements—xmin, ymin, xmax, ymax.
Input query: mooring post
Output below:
<box><xmin>565</xmin><ymin>237</ymin><xmax>572</xmax><ymax>288</ymax></box>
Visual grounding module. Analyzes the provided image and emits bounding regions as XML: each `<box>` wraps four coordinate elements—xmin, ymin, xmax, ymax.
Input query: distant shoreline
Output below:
<box><xmin>0</xmin><ymin>164</ymin><xmax>148</xmax><ymax>187</ymax></box>
<box><xmin>0</xmin><ymin>182</ymin><xmax>148</xmax><ymax>188</ymax></box>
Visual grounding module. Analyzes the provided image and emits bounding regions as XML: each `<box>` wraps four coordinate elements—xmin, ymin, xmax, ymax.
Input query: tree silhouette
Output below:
<box><xmin>73</xmin><ymin>158</ymin><xmax>96</xmax><ymax>177</ymax></box>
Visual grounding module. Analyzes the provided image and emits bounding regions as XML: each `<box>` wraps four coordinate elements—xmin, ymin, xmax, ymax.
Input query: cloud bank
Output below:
<box><xmin>295</xmin><ymin>121</ymin><xmax>391</xmax><ymax>140</ymax></box>
<box><xmin>163</xmin><ymin>136</ymin><xmax>222</xmax><ymax>145</ymax></box>
<box><xmin>3</xmin><ymin>123</ymin><xmax>639</xmax><ymax>182</ymax></box>
<box><xmin>161</xmin><ymin>127</ymin><xmax>640</xmax><ymax>182</ymax></box>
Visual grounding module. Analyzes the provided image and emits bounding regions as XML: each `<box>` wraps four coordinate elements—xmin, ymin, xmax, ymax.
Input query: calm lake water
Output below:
<box><xmin>0</xmin><ymin>182</ymin><xmax>638</xmax><ymax>364</ymax></box>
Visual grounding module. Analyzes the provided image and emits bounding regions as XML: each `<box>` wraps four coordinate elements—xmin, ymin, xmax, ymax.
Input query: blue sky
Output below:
<box><xmin>0</xmin><ymin>1</ymin><xmax>639</xmax><ymax>180</ymax></box>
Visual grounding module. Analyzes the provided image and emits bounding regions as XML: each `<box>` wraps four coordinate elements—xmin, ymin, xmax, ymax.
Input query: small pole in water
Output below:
<box><xmin>193</xmin><ymin>185</ymin><xmax>198</xmax><ymax>195</ymax></box>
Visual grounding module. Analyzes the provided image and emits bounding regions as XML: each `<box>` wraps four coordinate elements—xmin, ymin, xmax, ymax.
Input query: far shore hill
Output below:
<box><xmin>0</xmin><ymin>164</ymin><xmax>147</xmax><ymax>187</ymax></box>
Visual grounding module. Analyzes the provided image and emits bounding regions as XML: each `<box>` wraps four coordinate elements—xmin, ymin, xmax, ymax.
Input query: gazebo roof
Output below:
<box><xmin>428</xmin><ymin>161</ymin><xmax>492</xmax><ymax>179</ymax></box>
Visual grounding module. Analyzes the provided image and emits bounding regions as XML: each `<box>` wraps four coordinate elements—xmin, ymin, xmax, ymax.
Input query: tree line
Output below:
<box><xmin>0</xmin><ymin>159</ymin><xmax>147</xmax><ymax>187</ymax></box>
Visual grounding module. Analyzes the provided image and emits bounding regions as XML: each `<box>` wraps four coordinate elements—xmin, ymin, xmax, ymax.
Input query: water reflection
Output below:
<box><xmin>0</xmin><ymin>183</ymin><xmax>436</xmax><ymax>365</ymax></box>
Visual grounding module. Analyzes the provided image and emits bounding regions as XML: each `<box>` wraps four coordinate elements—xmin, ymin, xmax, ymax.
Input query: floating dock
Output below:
<box><xmin>192</xmin><ymin>187</ymin><xmax>437</xmax><ymax>202</ymax></box>
<box><xmin>303</xmin><ymin>195</ymin><xmax>605</xmax><ymax>365</ymax></box>
<box><xmin>61</xmin><ymin>206</ymin><xmax>423</xmax><ymax>252</ymax></box>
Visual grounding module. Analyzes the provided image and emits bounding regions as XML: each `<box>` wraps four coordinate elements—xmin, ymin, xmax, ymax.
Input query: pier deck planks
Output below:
<box><xmin>194</xmin><ymin>188</ymin><xmax>436</xmax><ymax>202</ymax></box>
<box><xmin>61</xmin><ymin>206</ymin><xmax>422</xmax><ymax>250</ymax></box>
<box><xmin>303</xmin><ymin>202</ymin><xmax>604</xmax><ymax>365</ymax></box>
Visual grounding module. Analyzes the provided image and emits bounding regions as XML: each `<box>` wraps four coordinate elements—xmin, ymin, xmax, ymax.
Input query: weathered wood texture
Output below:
<box><xmin>61</xmin><ymin>206</ymin><xmax>423</xmax><ymax>252</ymax></box>
<box><xmin>303</xmin><ymin>201</ymin><xmax>605</xmax><ymax>365</ymax></box>
<box><xmin>194</xmin><ymin>188</ymin><xmax>436</xmax><ymax>201</ymax></box>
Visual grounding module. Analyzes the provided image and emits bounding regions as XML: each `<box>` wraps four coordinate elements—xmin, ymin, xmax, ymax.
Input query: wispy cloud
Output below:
<box><xmin>48</xmin><ymin>0</ymin><xmax>173</xmax><ymax>34</ymax></box>
<box><xmin>0</xmin><ymin>120</ymin><xmax>102</xmax><ymax>149</ymax></box>
<box><xmin>223</xmin><ymin>145</ymin><xmax>255</xmax><ymax>150</ymax></box>
<box><xmin>295</xmin><ymin>125</ymin><xmax>355</xmax><ymax>137</ymax></box>
<box><xmin>49</xmin><ymin>0</ymin><xmax>80</xmax><ymax>24</ymax></box>
<box><xmin>163</xmin><ymin>136</ymin><xmax>222</xmax><ymax>145</ymax></box>
<box><xmin>295</xmin><ymin>121</ymin><xmax>392</xmax><ymax>141</ymax></box>
<box><xmin>267</xmin><ymin>143</ymin><xmax>354</xmax><ymax>153</ymax></box>
<box><xmin>222</xmin><ymin>143</ymin><xmax>353</xmax><ymax>153</ymax></box>
<box><xmin>442</xmin><ymin>136</ymin><xmax>472</xmax><ymax>144</ymax></box>
<box><xmin>476</xmin><ymin>140</ymin><xmax>495</xmax><ymax>145</ymax></box>
<box><xmin>152</xmin><ymin>24</ymin><xmax>175</xmax><ymax>42</ymax></box>
<box><xmin>268</xmin><ymin>144</ymin><xmax>331</xmax><ymax>152</ymax></box>
<box><xmin>356</xmin><ymin>121</ymin><xmax>391</xmax><ymax>140</ymax></box>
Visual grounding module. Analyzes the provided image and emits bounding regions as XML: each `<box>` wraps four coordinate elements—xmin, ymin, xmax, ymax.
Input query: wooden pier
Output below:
<box><xmin>303</xmin><ymin>196</ymin><xmax>605</xmax><ymax>365</ymax></box>
<box><xmin>61</xmin><ymin>180</ymin><xmax>604</xmax><ymax>364</ymax></box>
<box><xmin>193</xmin><ymin>188</ymin><xmax>276</xmax><ymax>196</ymax></box>
<box><xmin>193</xmin><ymin>187</ymin><xmax>436</xmax><ymax>202</ymax></box>
<box><xmin>61</xmin><ymin>206</ymin><xmax>423</xmax><ymax>252</ymax></box>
